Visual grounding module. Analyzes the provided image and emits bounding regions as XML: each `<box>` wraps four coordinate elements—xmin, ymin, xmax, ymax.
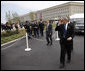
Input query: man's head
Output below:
<box><xmin>63</xmin><ymin>17</ymin><xmax>68</xmax><ymax>24</ymax></box>
<box><xmin>58</xmin><ymin>19</ymin><xmax>63</xmax><ymax>24</ymax></box>
<box><xmin>67</xmin><ymin>16</ymin><xmax>70</xmax><ymax>22</ymax></box>
<box><xmin>46</xmin><ymin>20</ymin><xmax>49</xmax><ymax>24</ymax></box>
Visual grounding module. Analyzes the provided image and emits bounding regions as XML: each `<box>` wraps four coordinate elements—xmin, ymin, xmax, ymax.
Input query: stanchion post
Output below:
<box><xmin>25</xmin><ymin>33</ymin><xmax>31</xmax><ymax>51</ymax></box>
<box><xmin>55</xmin><ymin>31</ymin><xmax>60</xmax><ymax>41</ymax></box>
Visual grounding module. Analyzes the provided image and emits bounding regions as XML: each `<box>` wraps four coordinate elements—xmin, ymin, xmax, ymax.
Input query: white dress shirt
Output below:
<box><xmin>65</xmin><ymin>23</ymin><xmax>68</xmax><ymax>30</ymax></box>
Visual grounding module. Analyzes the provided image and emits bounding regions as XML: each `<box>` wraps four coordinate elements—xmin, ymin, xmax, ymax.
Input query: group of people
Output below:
<box><xmin>25</xmin><ymin>17</ymin><xmax>75</xmax><ymax>69</ymax></box>
<box><xmin>1</xmin><ymin>22</ymin><xmax>21</xmax><ymax>31</ymax></box>
<box><xmin>23</xmin><ymin>20</ymin><xmax>44</xmax><ymax>39</ymax></box>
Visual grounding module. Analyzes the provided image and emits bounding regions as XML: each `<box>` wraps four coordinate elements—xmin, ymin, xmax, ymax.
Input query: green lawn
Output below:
<box><xmin>1</xmin><ymin>29</ymin><xmax>26</xmax><ymax>44</ymax></box>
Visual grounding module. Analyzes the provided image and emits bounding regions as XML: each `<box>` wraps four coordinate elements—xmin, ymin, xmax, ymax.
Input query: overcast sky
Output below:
<box><xmin>1</xmin><ymin>1</ymin><xmax>84</xmax><ymax>23</ymax></box>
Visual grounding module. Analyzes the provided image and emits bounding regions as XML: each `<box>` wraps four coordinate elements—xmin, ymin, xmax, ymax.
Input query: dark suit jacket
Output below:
<box><xmin>39</xmin><ymin>22</ymin><xmax>44</xmax><ymax>30</ymax></box>
<box><xmin>24</xmin><ymin>24</ymin><xmax>30</xmax><ymax>32</ymax></box>
<box><xmin>33</xmin><ymin>24</ymin><xmax>39</xmax><ymax>30</ymax></box>
<box><xmin>55</xmin><ymin>22</ymin><xmax>75</xmax><ymax>46</ymax></box>
<box><xmin>46</xmin><ymin>23</ymin><xmax>52</xmax><ymax>36</ymax></box>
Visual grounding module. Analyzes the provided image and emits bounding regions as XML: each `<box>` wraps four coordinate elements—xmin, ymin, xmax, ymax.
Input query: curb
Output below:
<box><xmin>1</xmin><ymin>36</ymin><xmax>26</xmax><ymax>47</ymax></box>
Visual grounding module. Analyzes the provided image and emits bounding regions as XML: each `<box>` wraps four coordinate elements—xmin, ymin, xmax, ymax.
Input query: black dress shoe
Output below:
<box><xmin>46</xmin><ymin>43</ymin><xmax>49</xmax><ymax>45</ymax></box>
<box><xmin>59</xmin><ymin>64</ymin><xmax>65</xmax><ymax>68</ymax></box>
<box><xmin>50</xmin><ymin>43</ymin><xmax>52</xmax><ymax>46</ymax></box>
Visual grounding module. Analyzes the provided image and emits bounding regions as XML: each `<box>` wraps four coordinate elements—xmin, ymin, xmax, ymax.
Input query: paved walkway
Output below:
<box><xmin>1</xmin><ymin>33</ymin><xmax>84</xmax><ymax>70</ymax></box>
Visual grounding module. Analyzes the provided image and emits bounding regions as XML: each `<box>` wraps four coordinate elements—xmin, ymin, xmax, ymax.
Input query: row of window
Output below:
<box><xmin>42</xmin><ymin>14</ymin><xmax>69</xmax><ymax>19</ymax></box>
<box><xmin>42</xmin><ymin>9</ymin><xmax>69</xmax><ymax>16</ymax></box>
<box><xmin>42</xmin><ymin>11</ymin><xmax>69</xmax><ymax>17</ymax></box>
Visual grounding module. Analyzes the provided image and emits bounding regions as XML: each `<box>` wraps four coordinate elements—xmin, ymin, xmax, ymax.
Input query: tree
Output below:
<box><xmin>5</xmin><ymin>11</ymin><xmax>20</xmax><ymax>24</ymax></box>
<box><xmin>5</xmin><ymin>11</ymin><xmax>20</xmax><ymax>33</ymax></box>
<box><xmin>12</xmin><ymin>12</ymin><xmax>20</xmax><ymax>33</ymax></box>
<box><xmin>29</xmin><ymin>12</ymin><xmax>35</xmax><ymax>21</ymax></box>
<box><xmin>34</xmin><ymin>12</ymin><xmax>37</xmax><ymax>21</ymax></box>
<box><xmin>12</xmin><ymin>12</ymin><xmax>20</xmax><ymax>24</ymax></box>
<box><xmin>5</xmin><ymin>11</ymin><xmax>12</xmax><ymax>25</ymax></box>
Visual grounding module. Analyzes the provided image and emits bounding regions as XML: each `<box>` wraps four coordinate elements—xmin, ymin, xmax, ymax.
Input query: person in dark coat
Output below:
<box><xmin>31</xmin><ymin>22</ymin><xmax>34</xmax><ymax>36</ymax></box>
<box><xmin>55</xmin><ymin>18</ymin><xmax>75</xmax><ymax>68</ymax></box>
<box><xmin>24</xmin><ymin>21</ymin><xmax>31</xmax><ymax>39</ymax></box>
<box><xmin>33</xmin><ymin>21</ymin><xmax>39</xmax><ymax>38</ymax></box>
<box><xmin>29</xmin><ymin>22</ymin><xmax>33</xmax><ymax>37</ymax></box>
<box><xmin>39</xmin><ymin>20</ymin><xmax>44</xmax><ymax>37</ymax></box>
<box><xmin>46</xmin><ymin>20</ymin><xmax>53</xmax><ymax>46</ymax></box>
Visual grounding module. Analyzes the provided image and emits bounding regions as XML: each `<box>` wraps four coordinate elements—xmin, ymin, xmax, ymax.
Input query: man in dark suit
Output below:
<box><xmin>68</xmin><ymin>19</ymin><xmax>75</xmax><ymax>52</ymax></box>
<box><xmin>39</xmin><ymin>20</ymin><xmax>44</xmax><ymax>37</ymax></box>
<box><xmin>33</xmin><ymin>21</ymin><xmax>39</xmax><ymax>38</ymax></box>
<box><xmin>46</xmin><ymin>20</ymin><xmax>53</xmax><ymax>46</ymax></box>
<box><xmin>24</xmin><ymin>21</ymin><xmax>31</xmax><ymax>39</ymax></box>
<box><xmin>55</xmin><ymin>18</ymin><xmax>75</xmax><ymax>68</ymax></box>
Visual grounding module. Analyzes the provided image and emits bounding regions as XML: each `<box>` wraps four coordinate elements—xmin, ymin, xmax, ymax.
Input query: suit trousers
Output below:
<box><xmin>46</xmin><ymin>34</ymin><xmax>52</xmax><ymax>44</ymax></box>
<box><xmin>40</xmin><ymin>29</ymin><xmax>44</xmax><ymax>36</ymax></box>
<box><xmin>60</xmin><ymin>38</ymin><xmax>72</xmax><ymax>65</ymax></box>
<box><xmin>34</xmin><ymin>29</ymin><xmax>39</xmax><ymax>38</ymax></box>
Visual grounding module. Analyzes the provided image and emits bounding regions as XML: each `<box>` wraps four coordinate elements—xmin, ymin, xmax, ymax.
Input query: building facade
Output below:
<box><xmin>19</xmin><ymin>2</ymin><xmax>84</xmax><ymax>22</ymax></box>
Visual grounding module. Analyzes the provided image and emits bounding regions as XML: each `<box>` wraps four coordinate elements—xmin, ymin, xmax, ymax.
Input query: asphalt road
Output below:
<box><xmin>1</xmin><ymin>32</ymin><xmax>84</xmax><ymax>70</ymax></box>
